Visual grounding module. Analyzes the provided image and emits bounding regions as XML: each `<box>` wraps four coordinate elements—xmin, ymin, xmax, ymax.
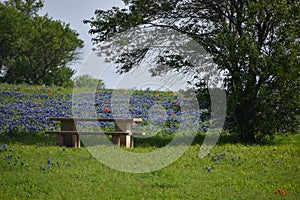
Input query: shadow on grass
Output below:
<box><xmin>0</xmin><ymin>131</ymin><xmax>56</xmax><ymax>146</ymax></box>
<box><xmin>3</xmin><ymin>130</ymin><xmax>297</xmax><ymax>148</ymax></box>
<box><xmin>133</xmin><ymin>132</ymin><xmax>242</xmax><ymax>148</ymax></box>
<box><xmin>134</xmin><ymin>134</ymin><xmax>175</xmax><ymax>148</ymax></box>
<box><xmin>0</xmin><ymin>131</ymin><xmax>241</xmax><ymax>148</ymax></box>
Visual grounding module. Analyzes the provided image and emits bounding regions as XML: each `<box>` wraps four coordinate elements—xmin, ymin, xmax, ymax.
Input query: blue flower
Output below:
<box><xmin>205</xmin><ymin>166</ymin><xmax>211</xmax><ymax>172</ymax></box>
<box><xmin>222</xmin><ymin>153</ymin><xmax>226</xmax><ymax>158</ymax></box>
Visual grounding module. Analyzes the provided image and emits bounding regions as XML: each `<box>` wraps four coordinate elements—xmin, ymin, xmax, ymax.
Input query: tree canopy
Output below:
<box><xmin>0</xmin><ymin>0</ymin><xmax>84</xmax><ymax>87</ymax></box>
<box><xmin>74</xmin><ymin>74</ymin><xmax>106</xmax><ymax>89</ymax></box>
<box><xmin>4</xmin><ymin>0</ymin><xmax>44</xmax><ymax>16</ymax></box>
<box><xmin>84</xmin><ymin>0</ymin><xmax>300</xmax><ymax>142</ymax></box>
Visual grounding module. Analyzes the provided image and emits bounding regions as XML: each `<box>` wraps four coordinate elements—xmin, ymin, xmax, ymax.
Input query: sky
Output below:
<box><xmin>38</xmin><ymin>0</ymin><xmax>132</xmax><ymax>89</ymax></box>
<box><xmin>39</xmin><ymin>0</ymin><xmax>148</xmax><ymax>89</ymax></box>
<box><xmin>38</xmin><ymin>0</ymin><xmax>190</xmax><ymax>90</ymax></box>
<box><xmin>40</xmin><ymin>0</ymin><xmax>125</xmax><ymax>59</ymax></box>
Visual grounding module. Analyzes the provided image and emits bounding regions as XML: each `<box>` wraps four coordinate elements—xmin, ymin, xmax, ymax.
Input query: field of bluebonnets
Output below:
<box><xmin>0</xmin><ymin>83</ymin><xmax>299</xmax><ymax>199</ymax></box>
<box><xmin>0</xmin><ymin>83</ymin><xmax>207</xmax><ymax>135</ymax></box>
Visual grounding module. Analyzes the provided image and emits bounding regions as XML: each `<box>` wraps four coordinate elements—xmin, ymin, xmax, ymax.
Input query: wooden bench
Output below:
<box><xmin>45</xmin><ymin>117</ymin><xmax>144</xmax><ymax>148</ymax></box>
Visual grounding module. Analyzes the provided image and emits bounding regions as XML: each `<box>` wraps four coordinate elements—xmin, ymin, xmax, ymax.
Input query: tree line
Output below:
<box><xmin>0</xmin><ymin>0</ymin><xmax>83</xmax><ymax>87</ymax></box>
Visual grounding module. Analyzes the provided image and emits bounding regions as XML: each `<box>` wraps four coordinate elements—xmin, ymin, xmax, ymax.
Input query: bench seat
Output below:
<box><xmin>45</xmin><ymin>130</ymin><xmax>145</xmax><ymax>136</ymax></box>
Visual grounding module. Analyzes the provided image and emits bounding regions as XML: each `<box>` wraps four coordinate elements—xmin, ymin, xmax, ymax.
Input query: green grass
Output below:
<box><xmin>0</xmin><ymin>133</ymin><xmax>299</xmax><ymax>199</ymax></box>
<box><xmin>0</xmin><ymin>83</ymin><xmax>72</xmax><ymax>94</ymax></box>
<box><xmin>0</xmin><ymin>83</ymin><xmax>178</xmax><ymax>95</ymax></box>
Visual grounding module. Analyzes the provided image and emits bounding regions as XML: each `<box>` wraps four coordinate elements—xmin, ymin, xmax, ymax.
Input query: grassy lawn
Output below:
<box><xmin>0</xmin><ymin>133</ymin><xmax>299</xmax><ymax>199</ymax></box>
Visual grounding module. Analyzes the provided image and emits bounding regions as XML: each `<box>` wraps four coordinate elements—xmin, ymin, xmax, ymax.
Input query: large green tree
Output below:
<box><xmin>84</xmin><ymin>0</ymin><xmax>300</xmax><ymax>142</ymax></box>
<box><xmin>0</xmin><ymin>0</ymin><xmax>84</xmax><ymax>87</ymax></box>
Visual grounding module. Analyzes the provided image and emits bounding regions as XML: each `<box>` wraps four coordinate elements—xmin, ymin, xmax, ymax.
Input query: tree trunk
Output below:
<box><xmin>235</xmin><ymin>101</ymin><xmax>256</xmax><ymax>143</ymax></box>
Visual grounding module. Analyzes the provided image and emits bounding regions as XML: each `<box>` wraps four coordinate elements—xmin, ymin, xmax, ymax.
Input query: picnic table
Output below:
<box><xmin>45</xmin><ymin>117</ymin><xmax>144</xmax><ymax>148</ymax></box>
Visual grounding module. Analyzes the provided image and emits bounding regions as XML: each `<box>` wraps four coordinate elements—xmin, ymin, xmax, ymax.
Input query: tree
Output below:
<box><xmin>84</xmin><ymin>0</ymin><xmax>300</xmax><ymax>142</ymax></box>
<box><xmin>0</xmin><ymin>1</ymin><xmax>84</xmax><ymax>87</ymax></box>
<box><xmin>74</xmin><ymin>74</ymin><xmax>105</xmax><ymax>89</ymax></box>
<box><xmin>4</xmin><ymin>0</ymin><xmax>44</xmax><ymax>16</ymax></box>
<box><xmin>0</xmin><ymin>3</ymin><xmax>25</xmax><ymax>73</ymax></box>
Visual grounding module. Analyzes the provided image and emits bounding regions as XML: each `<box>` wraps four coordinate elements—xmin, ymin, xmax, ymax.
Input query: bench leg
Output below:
<box><xmin>114</xmin><ymin>120</ymin><xmax>133</xmax><ymax>148</ymax></box>
<box><xmin>112</xmin><ymin>135</ymin><xmax>121</xmax><ymax>146</ymax></box>
<box><xmin>61</xmin><ymin>121</ymin><xmax>78</xmax><ymax>147</ymax></box>
<box><xmin>127</xmin><ymin>135</ymin><xmax>133</xmax><ymax>148</ymax></box>
<box><xmin>76</xmin><ymin>134</ymin><xmax>80</xmax><ymax>148</ymax></box>
<box><xmin>112</xmin><ymin>135</ymin><xmax>133</xmax><ymax>148</ymax></box>
<box><xmin>120</xmin><ymin>135</ymin><xmax>133</xmax><ymax>148</ymax></box>
<box><xmin>57</xmin><ymin>135</ymin><xmax>64</xmax><ymax>146</ymax></box>
<box><xmin>130</xmin><ymin>135</ymin><xmax>133</xmax><ymax>148</ymax></box>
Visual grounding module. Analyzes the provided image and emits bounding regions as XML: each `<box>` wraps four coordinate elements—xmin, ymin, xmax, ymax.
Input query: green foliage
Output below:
<box><xmin>4</xmin><ymin>0</ymin><xmax>44</xmax><ymax>16</ymax></box>
<box><xmin>0</xmin><ymin>1</ymin><xmax>84</xmax><ymax>87</ymax></box>
<box><xmin>74</xmin><ymin>74</ymin><xmax>105</xmax><ymax>89</ymax></box>
<box><xmin>0</xmin><ymin>3</ymin><xmax>24</xmax><ymax>69</ymax></box>
<box><xmin>84</xmin><ymin>0</ymin><xmax>300</xmax><ymax>143</ymax></box>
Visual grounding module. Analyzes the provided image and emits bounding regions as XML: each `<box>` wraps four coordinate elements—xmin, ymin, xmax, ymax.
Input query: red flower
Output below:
<box><xmin>102</xmin><ymin>107</ymin><xmax>111</xmax><ymax>113</ymax></box>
